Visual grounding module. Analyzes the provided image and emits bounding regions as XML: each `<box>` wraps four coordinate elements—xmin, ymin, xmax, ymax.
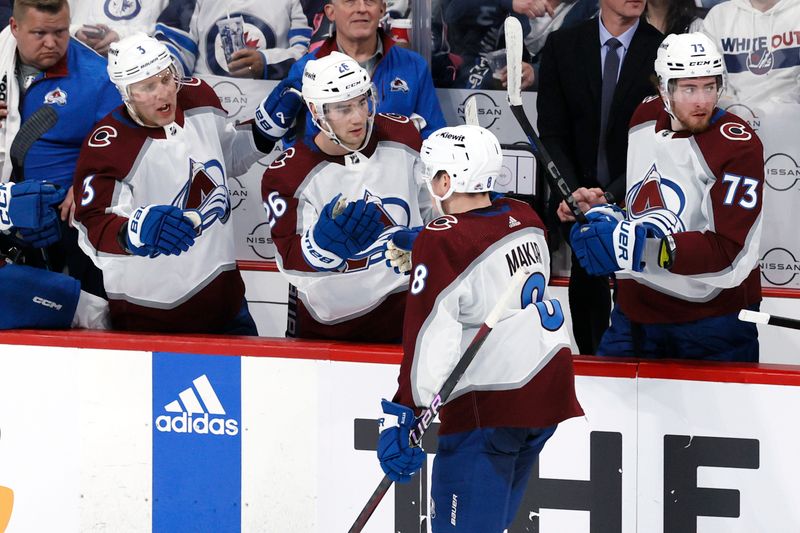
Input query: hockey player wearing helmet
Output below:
<box><xmin>377</xmin><ymin>124</ymin><xmax>583</xmax><ymax>532</ymax></box>
<box><xmin>261</xmin><ymin>51</ymin><xmax>434</xmax><ymax>342</ymax></box>
<box><xmin>570</xmin><ymin>32</ymin><xmax>764</xmax><ymax>361</ymax></box>
<box><xmin>72</xmin><ymin>33</ymin><xmax>277</xmax><ymax>334</ymax></box>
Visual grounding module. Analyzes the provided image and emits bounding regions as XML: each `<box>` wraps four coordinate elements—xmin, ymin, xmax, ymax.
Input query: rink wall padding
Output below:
<box><xmin>1</xmin><ymin>331</ymin><xmax>799</xmax><ymax>532</ymax></box>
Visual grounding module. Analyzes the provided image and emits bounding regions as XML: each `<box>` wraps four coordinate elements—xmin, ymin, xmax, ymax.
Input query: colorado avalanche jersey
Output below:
<box><xmin>68</xmin><ymin>0</ymin><xmax>168</xmax><ymax>40</ymax></box>
<box><xmin>702</xmin><ymin>0</ymin><xmax>800</xmax><ymax>105</ymax></box>
<box><xmin>262</xmin><ymin>114</ymin><xmax>432</xmax><ymax>341</ymax></box>
<box><xmin>73</xmin><ymin>80</ymin><xmax>263</xmax><ymax>332</ymax></box>
<box><xmin>394</xmin><ymin>198</ymin><xmax>583</xmax><ymax>436</ymax></box>
<box><xmin>155</xmin><ymin>0</ymin><xmax>311</xmax><ymax>79</ymax></box>
<box><xmin>617</xmin><ymin>96</ymin><xmax>764</xmax><ymax>323</ymax></box>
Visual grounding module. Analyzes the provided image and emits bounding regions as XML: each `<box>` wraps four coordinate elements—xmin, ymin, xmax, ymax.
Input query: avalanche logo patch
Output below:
<box><xmin>390</xmin><ymin>77</ymin><xmax>409</xmax><ymax>93</ymax></box>
<box><xmin>746</xmin><ymin>47</ymin><xmax>773</xmax><ymax>75</ymax></box>
<box><xmin>625</xmin><ymin>164</ymin><xmax>687</xmax><ymax>234</ymax></box>
<box><xmin>43</xmin><ymin>87</ymin><xmax>66</xmax><ymax>106</ymax></box>
<box><xmin>206</xmin><ymin>13</ymin><xmax>276</xmax><ymax>75</ymax></box>
<box><xmin>173</xmin><ymin>158</ymin><xmax>231</xmax><ymax>234</ymax></box>
<box><xmin>104</xmin><ymin>0</ymin><xmax>141</xmax><ymax>21</ymax></box>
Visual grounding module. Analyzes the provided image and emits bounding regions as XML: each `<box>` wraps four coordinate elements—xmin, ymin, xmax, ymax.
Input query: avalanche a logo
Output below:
<box><xmin>344</xmin><ymin>191</ymin><xmax>412</xmax><ymax>273</ymax></box>
<box><xmin>172</xmin><ymin>158</ymin><xmax>231</xmax><ymax>234</ymax></box>
<box><xmin>625</xmin><ymin>164</ymin><xmax>687</xmax><ymax>234</ymax></box>
<box><xmin>43</xmin><ymin>87</ymin><xmax>66</xmax><ymax>106</ymax></box>
<box><xmin>104</xmin><ymin>0</ymin><xmax>140</xmax><ymax>20</ymax></box>
<box><xmin>746</xmin><ymin>47</ymin><xmax>773</xmax><ymax>75</ymax></box>
<box><xmin>207</xmin><ymin>13</ymin><xmax>276</xmax><ymax>76</ymax></box>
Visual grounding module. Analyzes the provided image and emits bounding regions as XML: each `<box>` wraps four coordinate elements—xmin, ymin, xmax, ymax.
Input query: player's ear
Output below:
<box><xmin>324</xmin><ymin>1</ymin><xmax>336</xmax><ymax>22</ymax></box>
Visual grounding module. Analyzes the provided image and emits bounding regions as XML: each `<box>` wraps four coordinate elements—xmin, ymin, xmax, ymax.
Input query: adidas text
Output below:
<box><xmin>155</xmin><ymin>412</ymin><xmax>239</xmax><ymax>436</ymax></box>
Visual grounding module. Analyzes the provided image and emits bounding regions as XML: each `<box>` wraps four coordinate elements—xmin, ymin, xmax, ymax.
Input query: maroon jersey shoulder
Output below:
<box><xmin>76</xmin><ymin>108</ymin><xmax>151</xmax><ymax>179</ymax></box>
<box><xmin>373</xmin><ymin>113</ymin><xmax>422</xmax><ymax>152</ymax></box>
<box><xmin>629</xmin><ymin>96</ymin><xmax>664</xmax><ymax>129</ymax></box>
<box><xmin>261</xmin><ymin>142</ymin><xmax>327</xmax><ymax>199</ymax></box>
<box><xmin>177</xmin><ymin>78</ymin><xmax>225</xmax><ymax>112</ymax></box>
<box><xmin>695</xmin><ymin>110</ymin><xmax>764</xmax><ymax>180</ymax></box>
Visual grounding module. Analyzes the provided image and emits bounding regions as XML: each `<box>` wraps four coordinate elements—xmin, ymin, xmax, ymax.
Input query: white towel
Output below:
<box><xmin>0</xmin><ymin>25</ymin><xmax>21</xmax><ymax>183</ymax></box>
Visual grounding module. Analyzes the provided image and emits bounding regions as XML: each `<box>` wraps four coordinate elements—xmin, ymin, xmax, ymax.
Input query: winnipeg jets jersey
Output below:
<box><xmin>155</xmin><ymin>0</ymin><xmax>311</xmax><ymax>79</ymax></box>
<box><xmin>68</xmin><ymin>0</ymin><xmax>168</xmax><ymax>40</ymax></box>
<box><xmin>617</xmin><ymin>96</ymin><xmax>764</xmax><ymax>324</ymax></box>
<box><xmin>73</xmin><ymin>80</ymin><xmax>263</xmax><ymax>332</ymax></box>
<box><xmin>262</xmin><ymin>114</ymin><xmax>433</xmax><ymax>341</ymax></box>
<box><xmin>702</xmin><ymin>0</ymin><xmax>800</xmax><ymax>105</ymax></box>
<box><xmin>394</xmin><ymin>198</ymin><xmax>583</xmax><ymax>436</ymax></box>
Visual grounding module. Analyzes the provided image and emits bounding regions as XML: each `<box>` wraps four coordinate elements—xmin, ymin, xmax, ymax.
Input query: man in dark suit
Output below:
<box><xmin>536</xmin><ymin>0</ymin><xmax>663</xmax><ymax>354</ymax></box>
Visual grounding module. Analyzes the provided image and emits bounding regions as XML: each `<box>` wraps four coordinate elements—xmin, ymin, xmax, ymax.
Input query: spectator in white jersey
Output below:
<box><xmin>154</xmin><ymin>0</ymin><xmax>312</xmax><ymax>79</ymax></box>
<box><xmin>68</xmin><ymin>0</ymin><xmax>169</xmax><ymax>56</ymax></box>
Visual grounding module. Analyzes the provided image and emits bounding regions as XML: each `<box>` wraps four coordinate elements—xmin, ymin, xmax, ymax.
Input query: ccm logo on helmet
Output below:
<box><xmin>689</xmin><ymin>61</ymin><xmax>712</xmax><ymax>66</ymax></box>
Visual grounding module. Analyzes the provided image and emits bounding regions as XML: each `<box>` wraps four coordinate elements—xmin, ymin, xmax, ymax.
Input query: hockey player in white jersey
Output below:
<box><xmin>570</xmin><ymin>33</ymin><xmax>764</xmax><ymax>361</ymax></box>
<box><xmin>261</xmin><ymin>51</ymin><xmax>433</xmax><ymax>341</ymax></box>
<box><xmin>154</xmin><ymin>0</ymin><xmax>311</xmax><ymax>79</ymax></box>
<box><xmin>73</xmin><ymin>33</ymin><xmax>279</xmax><ymax>333</ymax></box>
<box><xmin>377</xmin><ymin>125</ymin><xmax>583</xmax><ymax>532</ymax></box>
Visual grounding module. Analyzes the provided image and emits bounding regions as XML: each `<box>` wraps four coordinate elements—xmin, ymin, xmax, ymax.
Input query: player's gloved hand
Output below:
<box><xmin>0</xmin><ymin>181</ymin><xmax>66</xmax><ymax>231</ymax></box>
<box><xmin>384</xmin><ymin>226</ymin><xmax>422</xmax><ymax>274</ymax></box>
<box><xmin>377</xmin><ymin>399</ymin><xmax>426</xmax><ymax>483</ymax></box>
<box><xmin>570</xmin><ymin>206</ymin><xmax>647</xmax><ymax>276</ymax></box>
<box><xmin>254</xmin><ymin>76</ymin><xmax>303</xmax><ymax>143</ymax></box>
<box><xmin>16</xmin><ymin>219</ymin><xmax>62</xmax><ymax>248</ymax></box>
<box><xmin>312</xmin><ymin>194</ymin><xmax>383</xmax><ymax>259</ymax></box>
<box><xmin>126</xmin><ymin>205</ymin><xmax>197</xmax><ymax>258</ymax></box>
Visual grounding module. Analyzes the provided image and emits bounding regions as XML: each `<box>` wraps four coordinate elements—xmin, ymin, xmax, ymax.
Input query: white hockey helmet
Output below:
<box><xmin>420</xmin><ymin>125</ymin><xmax>502</xmax><ymax>202</ymax></box>
<box><xmin>302</xmin><ymin>51</ymin><xmax>377</xmax><ymax>151</ymax></box>
<box><xmin>108</xmin><ymin>33</ymin><xmax>180</xmax><ymax>102</ymax></box>
<box><xmin>654</xmin><ymin>32</ymin><xmax>725</xmax><ymax>114</ymax></box>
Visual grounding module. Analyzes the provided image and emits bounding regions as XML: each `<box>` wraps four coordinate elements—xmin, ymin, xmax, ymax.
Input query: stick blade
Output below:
<box><xmin>464</xmin><ymin>94</ymin><xmax>479</xmax><ymax>126</ymax></box>
<box><xmin>505</xmin><ymin>16</ymin><xmax>524</xmax><ymax>107</ymax></box>
<box><xmin>9</xmin><ymin>105</ymin><xmax>59</xmax><ymax>168</ymax></box>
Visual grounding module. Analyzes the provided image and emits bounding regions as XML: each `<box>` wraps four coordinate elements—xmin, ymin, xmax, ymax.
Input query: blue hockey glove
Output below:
<box><xmin>0</xmin><ymin>181</ymin><xmax>66</xmax><ymax>231</ymax></box>
<box><xmin>254</xmin><ymin>77</ymin><xmax>303</xmax><ymax>143</ymax></box>
<box><xmin>312</xmin><ymin>195</ymin><xmax>383</xmax><ymax>260</ymax></box>
<box><xmin>16</xmin><ymin>219</ymin><xmax>62</xmax><ymax>248</ymax></box>
<box><xmin>570</xmin><ymin>206</ymin><xmax>647</xmax><ymax>276</ymax></box>
<box><xmin>384</xmin><ymin>226</ymin><xmax>422</xmax><ymax>274</ymax></box>
<box><xmin>126</xmin><ymin>205</ymin><xmax>197</xmax><ymax>258</ymax></box>
<box><xmin>377</xmin><ymin>399</ymin><xmax>426</xmax><ymax>483</ymax></box>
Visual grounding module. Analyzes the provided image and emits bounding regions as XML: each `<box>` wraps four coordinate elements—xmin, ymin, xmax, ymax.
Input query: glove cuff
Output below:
<box><xmin>254</xmin><ymin>100</ymin><xmax>289</xmax><ymax>141</ymax></box>
<box><xmin>127</xmin><ymin>205</ymin><xmax>154</xmax><ymax>249</ymax></box>
<box><xmin>0</xmin><ymin>183</ymin><xmax>15</xmax><ymax>231</ymax></box>
<box><xmin>302</xmin><ymin>227</ymin><xmax>345</xmax><ymax>271</ymax></box>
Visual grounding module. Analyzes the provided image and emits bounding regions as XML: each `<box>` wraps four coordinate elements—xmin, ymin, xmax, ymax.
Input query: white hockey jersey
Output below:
<box><xmin>68</xmin><ymin>0</ymin><xmax>168</xmax><ymax>40</ymax></box>
<box><xmin>616</xmin><ymin>97</ymin><xmax>764</xmax><ymax>323</ymax></box>
<box><xmin>155</xmin><ymin>0</ymin><xmax>311</xmax><ymax>79</ymax></box>
<box><xmin>394</xmin><ymin>198</ymin><xmax>582</xmax><ymax>436</ymax></box>
<box><xmin>702</xmin><ymin>0</ymin><xmax>800</xmax><ymax>105</ymax></box>
<box><xmin>261</xmin><ymin>114</ymin><xmax>432</xmax><ymax>341</ymax></box>
<box><xmin>73</xmin><ymin>80</ymin><xmax>263</xmax><ymax>332</ymax></box>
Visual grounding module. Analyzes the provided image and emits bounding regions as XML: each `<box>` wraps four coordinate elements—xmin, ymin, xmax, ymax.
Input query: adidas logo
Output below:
<box><xmin>508</xmin><ymin>216</ymin><xmax>521</xmax><ymax>228</ymax></box>
<box><xmin>155</xmin><ymin>375</ymin><xmax>239</xmax><ymax>436</ymax></box>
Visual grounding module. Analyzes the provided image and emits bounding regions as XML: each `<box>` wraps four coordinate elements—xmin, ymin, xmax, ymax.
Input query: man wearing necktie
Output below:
<box><xmin>537</xmin><ymin>0</ymin><xmax>663</xmax><ymax>355</ymax></box>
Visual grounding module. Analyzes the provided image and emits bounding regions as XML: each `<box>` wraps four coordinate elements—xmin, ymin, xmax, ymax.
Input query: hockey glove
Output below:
<box><xmin>254</xmin><ymin>77</ymin><xmax>303</xmax><ymax>143</ymax></box>
<box><xmin>0</xmin><ymin>181</ymin><xmax>66</xmax><ymax>231</ymax></box>
<box><xmin>570</xmin><ymin>206</ymin><xmax>646</xmax><ymax>276</ymax></box>
<box><xmin>126</xmin><ymin>205</ymin><xmax>197</xmax><ymax>258</ymax></box>
<box><xmin>377</xmin><ymin>399</ymin><xmax>426</xmax><ymax>483</ymax></box>
<box><xmin>384</xmin><ymin>226</ymin><xmax>422</xmax><ymax>274</ymax></box>
<box><xmin>16</xmin><ymin>219</ymin><xmax>62</xmax><ymax>248</ymax></box>
<box><xmin>310</xmin><ymin>194</ymin><xmax>383</xmax><ymax>261</ymax></box>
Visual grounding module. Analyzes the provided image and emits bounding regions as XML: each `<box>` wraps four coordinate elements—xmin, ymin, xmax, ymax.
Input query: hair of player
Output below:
<box><xmin>13</xmin><ymin>0</ymin><xmax>68</xmax><ymax>20</ymax></box>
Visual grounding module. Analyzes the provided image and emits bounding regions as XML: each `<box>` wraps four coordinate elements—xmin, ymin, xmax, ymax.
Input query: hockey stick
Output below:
<box><xmin>739</xmin><ymin>309</ymin><xmax>800</xmax><ymax>331</ymax></box>
<box><xmin>504</xmin><ymin>17</ymin><xmax>587</xmax><ymax>223</ymax></box>
<box><xmin>464</xmin><ymin>94</ymin><xmax>479</xmax><ymax>126</ymax></box>
<box><xmin>8</xmin><ymin>105</ymin><xmax>59</xmax><ymax>269</ymax></box>
<box><xmin>9</xmin><ymin>105</ymin><xmax>58</xmax><ymax>183</ymax></box>
<box><xmin>348</xmin><ymin>267</ymin><xmax>530</xmax><ymax>533</ymax></box>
